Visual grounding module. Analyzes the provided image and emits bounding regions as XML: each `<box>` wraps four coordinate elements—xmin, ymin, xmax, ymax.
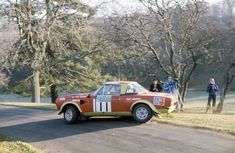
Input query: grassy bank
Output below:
<box><xmin>154</xmin><ymin>92</ymin><xmax>235</xmax><ymax>135</ymax></box>
<box><xmin>0</xmin><ymin>134</ymin><xmax>41</xmax><ymax>153</ymax></box>
<box><xmin>0</xmin><ymin>102</ymin><xmax>56</xmax><ymax>110</ymax></box>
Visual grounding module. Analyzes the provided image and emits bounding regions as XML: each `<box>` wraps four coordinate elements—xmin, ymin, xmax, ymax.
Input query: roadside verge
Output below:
<box><xmin>0</xmin><ymin>133</ymin><xmax>41</xmax><ymax>153</ymax></box>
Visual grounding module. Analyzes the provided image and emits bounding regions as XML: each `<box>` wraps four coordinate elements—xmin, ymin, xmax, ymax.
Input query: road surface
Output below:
<box><xmin>0</xmin><ymin>105</ymin><xmax>234</xmax><ymax>153</ymax></box>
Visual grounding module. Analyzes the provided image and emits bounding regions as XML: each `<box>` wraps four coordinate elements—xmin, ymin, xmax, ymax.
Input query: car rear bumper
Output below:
<box><xmin>158</xmin><ymin>105</ymin><xmax>176</xmax><ymax>113</ymax></box>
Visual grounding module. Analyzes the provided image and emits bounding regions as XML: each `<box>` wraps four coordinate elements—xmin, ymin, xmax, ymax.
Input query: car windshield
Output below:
<box><xmin>92</xmin><ymin>86</ymin><xmax>102</xmax><ymax>96</ymax></box>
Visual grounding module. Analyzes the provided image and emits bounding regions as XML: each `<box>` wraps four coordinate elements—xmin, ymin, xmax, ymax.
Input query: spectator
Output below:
<box><xmin>50</xmin><ymin>84</ymin><xmax>58</xmax><ymax>103</ymax></box>
<box><xmin>156</xmin><ymin>79</ymin><xmax>163</xmax><ymax>92</ymax></box>
<box><xmin>163</xmin><ymin>76</ymin><xmax>175</xmax><ymax>94</ymax></box>
<box><xmin>150</xmin><ymin>79</ymin><xmax>163</xmax><ymax>92</ymax></box>
<box><xmin>173</xmin><ymin>78</ymin><xmax>181</xmax><ymax>89</ymax></box>
<box><xmin>149</xmin><ymin>79</ymin><xmax>158</xmax><ymax>92</ymax></box>
<box><xmin>206</xmin><ymin>78</ymin><xmax>219</xmax><ymax>113</ymax></box>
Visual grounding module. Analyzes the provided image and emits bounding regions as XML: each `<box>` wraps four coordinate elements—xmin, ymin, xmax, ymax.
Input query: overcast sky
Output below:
<box><xmin>81</xmin><ymin>0</ymin><xmax>222</xmax><ymax>16</ymax></box>
<box><xmin>82</xmin><ymin>0</ymin><xmax>222</xmax><ymax>7</ymax></box>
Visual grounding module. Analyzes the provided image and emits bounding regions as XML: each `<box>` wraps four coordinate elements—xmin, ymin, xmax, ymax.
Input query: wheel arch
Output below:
<box><xmin>58</xmin><ymin>102</ymin><xmax>82</xmax><ymax>115</ymax></box>
<box><xmin>130</xmin><ymin>100</ymin><xmax>160</xmax><ymax>115</ymax></box>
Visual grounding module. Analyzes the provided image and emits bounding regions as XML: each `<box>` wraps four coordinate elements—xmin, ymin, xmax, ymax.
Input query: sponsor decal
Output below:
<box><xmin>72</xmin><ymin>99</ymin><xmax>80</xmax><ymax>102</ymax></box>
<box><xmin>72</xmin><ymin>95</ymin><xmax>86</xmax><ymax>99</ymax></box>
<box><xmin>59</xmin><ymin>97</ymin><xmax>65</xmax><ymax>101</ymax></box>
<box><xmin>126</xmin><ymin>98</ymin><xmax>141</xmax><ymax>101</ymax></box>
<box><xmin>72</xmin><ymin>96</ymin><xmax>79</xmax><ymax>99</ymax></box>
<box><xmin>131</xmin><ymin>98</ymin><xmax>141</xmax><ymax>101</ymax></box>
<box><xmin>93</xmin><ymin>95</ymin><xmax>112</xmax><ymax>112</ymax></box>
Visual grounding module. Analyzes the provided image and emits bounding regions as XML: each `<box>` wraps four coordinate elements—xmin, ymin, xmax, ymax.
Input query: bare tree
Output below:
<box><xmin>0</xmin><ymin>22</ymin><xmax>18</xmax><ymax>87</ymax></box>
<box><xmin>213</xmin><ymin>16</ymin><xmax>235</xmax><ymax>113</ymax></box>
<box><xmin>106</xmin><ymin>0</ymin><xmax>214</xmax><ymax>103</ymax></box>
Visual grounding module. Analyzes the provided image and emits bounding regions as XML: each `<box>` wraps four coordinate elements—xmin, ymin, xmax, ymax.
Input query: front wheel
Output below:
<box><xmin>132</xmin><ymin>104</ymin><xmax>153</xmax><ymax>123</ymax></box>
<box><xmin>64</xmin><ymin>106</ymin><xmax>79</xmax><ymax>124</ymax></box>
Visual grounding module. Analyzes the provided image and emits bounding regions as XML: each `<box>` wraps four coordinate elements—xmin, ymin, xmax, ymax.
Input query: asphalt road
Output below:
<box><xmin>0</xmin><ymin>105</ymin><xmax>235</xmax><ymax>153</ymax></box>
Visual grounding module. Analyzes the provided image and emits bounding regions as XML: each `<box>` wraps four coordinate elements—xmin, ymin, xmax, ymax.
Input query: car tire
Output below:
<box><xmin>63</xmin><ymin>106</ymin><xmax>79</xmax><ymax>124</ymax></box>
<box><xmin>132</xmin><ymin>104</ymin><xmax>153</xmax><ymax>123</ymax></box>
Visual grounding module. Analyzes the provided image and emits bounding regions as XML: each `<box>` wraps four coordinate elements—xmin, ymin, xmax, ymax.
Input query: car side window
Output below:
<box><xmin>96</xmin><ymin>84</ymin><xmax>120</xmax><ymax>96</ymax></box>
<box><xmin>126</xmin><ymin>84</ymin><xmax>136</xmax><ymax>94</ymax></box>
<box><xmin>109</xmin><ymin>85</ymin><xmax>120</xmax><ymax>96</ymax></box>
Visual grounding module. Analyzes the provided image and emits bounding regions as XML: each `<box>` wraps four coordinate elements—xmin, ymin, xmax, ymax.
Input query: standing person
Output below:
<box><xmin>149</xmin><ymin>79</ymin><xmax>158</xmax><ymax>92</ymax></box>
<box><xmin>156</xmin><ymin>79</ymin><xmax>163</xmax><ymax>92</ymax></box>
<box><xmin>206</xmin><ymin>78</ymin><xmax>219</xmax><ymax>113</ymax></box>
<box><xmin>50</xmin><ymin>84</ymin><xmax>58</xmax><ymax>104</ymax></box>
<box><xmin>173</xmin><ymin>78</ymin><xmax>180</xmax><ymax>89</ymax></box>
<box><xmin>163</xmin><ymin>76</ymin><xmax>175</xmax><ymax>94</ymax></box>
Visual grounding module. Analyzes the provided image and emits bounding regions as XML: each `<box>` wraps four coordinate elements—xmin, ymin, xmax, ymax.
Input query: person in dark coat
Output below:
<box><xmin>156</xmin><ymin>79</ymin><xmax>163</xmax><ymax>92</ymax></box>
<box><xmin>173</xmin><ymin>78</ymin><xmax>181</xmax><ymax>89</ymax></box>
<box><xmin>150</xmin><ymin>79</ymin><xmax>163</xmax><ymax>92</ymax></box>
<box><xmin>50</xmin><ymin>84</ymin><xmax>58</xmax><ymax>103</ymax></box>
<box><xmin>206</xmin><ymin>78</ymin><xmax>219</xmax><ymax>113</ymax></box>
<box><xmin>149</xmin><ymin>79</ymin><xmax>158</xmax><ymax>92</ymax></box>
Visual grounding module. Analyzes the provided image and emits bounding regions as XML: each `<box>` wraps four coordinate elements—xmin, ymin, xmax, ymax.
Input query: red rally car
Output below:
<box><xmin>56</xmin><ymin>81</ymin><xmax>177</xmax><ymax>124</ymax></box>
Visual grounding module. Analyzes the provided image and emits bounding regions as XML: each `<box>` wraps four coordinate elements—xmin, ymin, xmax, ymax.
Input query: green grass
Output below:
<box><xmin>154</xmin><ymin>92</ymin><xmax>235</xmax><ymax>135</ymax></box>
<box><xmin>0</xmin><ymin>102</ymin><xmax>56</xmax><ymax>110</ymax></box>
<box><xmin>0</xmin><ymin>133</ymin><xmax>41</xmax><ymax>153</ymax></box>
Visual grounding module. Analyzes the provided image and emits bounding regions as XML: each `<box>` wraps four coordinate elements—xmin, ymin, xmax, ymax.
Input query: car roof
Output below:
<box><xmin>105</xmin><ymin>81</ymin><xmax>137</xmax><ymax>85</ymax></box>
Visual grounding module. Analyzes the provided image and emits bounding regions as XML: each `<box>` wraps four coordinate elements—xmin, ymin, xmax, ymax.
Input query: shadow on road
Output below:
<box><xmin>0</xmin><ymin>106</ymin><xmax>50</xmax><ymax>119</ymax></box>
<box><xmin>0</xmin><ymin>116</ymin><xmax>139</xmax><ymax>143</ymax></box>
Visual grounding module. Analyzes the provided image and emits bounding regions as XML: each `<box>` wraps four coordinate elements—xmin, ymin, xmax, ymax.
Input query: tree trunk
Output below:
<box><xmin>50</xmin><ymin>84</ymin><xmax>58</xmax><ymax>103</ymax></box>
<box><xmin>216</xmin><ymin>66</ymin><xmax>235</xmax><ymax>113</ymax></box>
<box><xmin>181</xmin><ymin>82</ymin><xmax>188</xmax><ymax>102</ymax></box>
<box><xmin>31</xmin><ymin>70</ymin><xmax>40</xmax><ymax>103</ymax></box>
<box><xmin>181</xmin><ymin>63</ymin><xmax>197</xmax><ymax>102</ymax></box>
<box><xmin>31</xmin><ymin>78</ymin><xmax>35</xmax><ymax>102</ymax></box>
<box><xmin>216</xmin><ymin>89</ymin><xmax>225</xmax><ymax>113</ymax></box>
<box><xmin>216</xmin><ymin>83</ymin><xmax>229</xmax><ymax>113</ymax></box>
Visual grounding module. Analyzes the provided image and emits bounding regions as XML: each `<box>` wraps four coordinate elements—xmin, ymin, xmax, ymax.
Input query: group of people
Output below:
<box><xmin>149</xmin><ymin>76</ymin><xmax>219</xmax><ymax>113</ymax></box>
<box><xmin>149</xmin><ymin>76</ymin><xmax>183</xmax><ymax>110</ymax></box>
<box><xmin>149</xmin><ymin>76</ymin><xmax>179</xmax><ymax>94</ymax></box>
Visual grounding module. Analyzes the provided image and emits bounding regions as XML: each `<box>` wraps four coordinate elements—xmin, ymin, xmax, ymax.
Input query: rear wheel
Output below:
<box><xmin>64</xmin><ymin>106</ymin><xmax>79</xmax><ymax>124</ymax></box>
<box><xmin>133</xmin><ymin>104</ymin><xmax>152</xmax><ymax>123</ymax></box>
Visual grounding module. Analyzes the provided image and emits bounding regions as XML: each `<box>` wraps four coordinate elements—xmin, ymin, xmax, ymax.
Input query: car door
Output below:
<box><xmin>111</xmin><ymin>83</ymin><xmax>137</xmax><ymax>112</ymax></box>
<box><xmin>92</xmin><ymin>84</ymin><xmax>114</xmax><ymax>113</ymax></box>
